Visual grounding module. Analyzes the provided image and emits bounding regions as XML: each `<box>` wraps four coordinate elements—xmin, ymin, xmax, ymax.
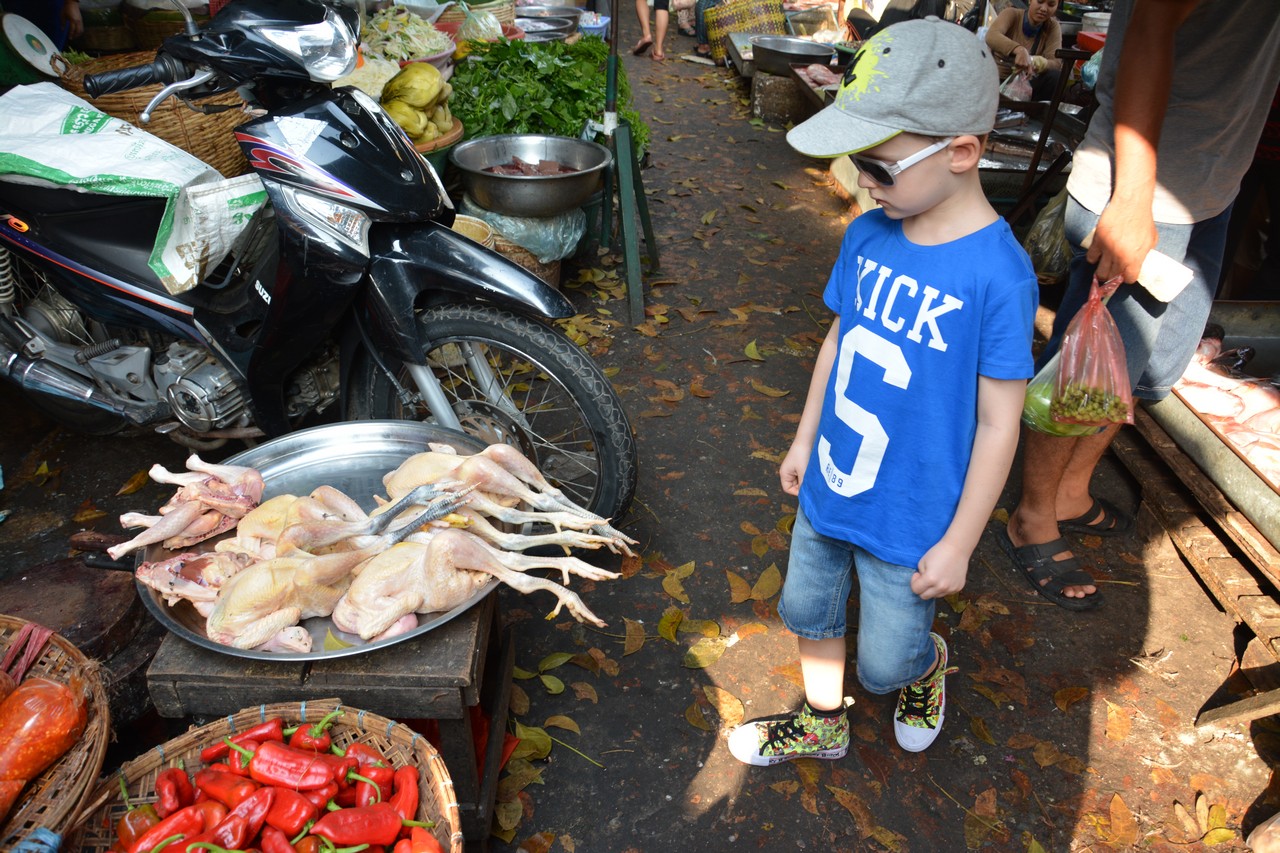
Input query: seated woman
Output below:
<box><xmin>692</xmin><ymin>0</ymin><xmax>722</xmax><ymax>58</ymax></box>
<box><xmin>985</xmin><ymin>0</ymin><xmax>1063</xmax><ymax>101</ymax></box>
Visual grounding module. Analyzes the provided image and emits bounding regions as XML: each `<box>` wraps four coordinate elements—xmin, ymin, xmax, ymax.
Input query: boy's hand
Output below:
<box><xmin>779</xmin><ymin>443</ymin><xmax>810</xmax><ymax>496</ymax></box>
<box><xmin>911</xmin><ymin>539</ymin><xmax>970</xmax><ymax>600</ymax></box>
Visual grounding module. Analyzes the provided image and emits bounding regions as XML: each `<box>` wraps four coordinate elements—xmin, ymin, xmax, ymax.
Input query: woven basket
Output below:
<box><xmin>73</xmin><ymin>24</ymin><xmax>138</xmax><ymax>52</ymax></box>
<box><xmin>494</xmin><ymin>233</ymin><xmax>561</xmax><ymax>287</ymax></box>
<box><xmin>0</xmin><ymin>616</ymin><xmax>111</xmax><ymax>849</ymax></box>
<box><xmin>123</xmin><ymin>4</ymin><xmax>212</xmax><ymax>49</ymax></box>
<box><xmin>56</xmin><ymin>52</ymin><xmax>251</xmax><ymax>178</ymax></box>
<box><xmin>437</xmin><ymin>0</ymin><xmax>517</xmax><ymax>25</ymax></box>
<box><xmin>67</xmin><ymin>699</ymin><xmax>464</xmax><ymax>853</ymax></box>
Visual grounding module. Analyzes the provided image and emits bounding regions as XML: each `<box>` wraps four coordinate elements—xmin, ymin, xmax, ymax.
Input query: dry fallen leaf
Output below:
<box><xmin>515</xmin><ymin>831</ymin><xmax>555</xmax><ymax>853</ymax></box>
<box><xmin>827</xmin><ymin>786</ymin><xmax>874</xmax><ymax>837</ymax></box>
<box><xmin>117</xmin><ymin>469</ymin><xmax>151</xmax><ymax>496</ymax></box>
<box><xmin>733</xmin><ymin>487</ymin><xmax>767</xmax><ymax>497</ymax></box>
<box><xmin>1054</xmin><ymin>686</ymin><xmax>1089</xmax><ymax>713</ymax></box>
<box><xmin>685</xmin><ymin>701</ymin><xmax>712</xmax><ymax>731</ymax></box>
<box><xmin>1105</xmin><ymin>699</ymin><xmax>1132</xmax><ymax>741</ymax></box>
<box><xmin>1110</xmin><ymin>793</ymin><xmax>1139</xmax><ymax>846</ymax></box>
<box><xmin>970</xmin><ymin>716</ymin><xmax>996</xmax><ymax>746</ymax></box>
<box><xmin>683</xmin><ymin>637</ymin><xmax>729</xmax><ymax>668</ymax></box>
<box><xmin>744</xmin><ymin>340</ymin><xmax>765</xmax><ymax>361</ymax></box>
<box><xmin>751</xmin><ymin>564</ymin><xmax>782</xmax><ymax>600</ymax></box>
<box><xmin>72</xmin><ymin>500</ymin><xmax>107</xmax><ymax>524</ymax></box>
<box><xmin>726</xmin><ymin>570</ymin><xmax>752</xmax><ymax>603</ymax></box>
<box><xmin>510</xmin><ymin>723</ymin><xmax>552</xmax><ymax>761</ymax></box>
<box><xmin>678</xmin><ymin>618</ymin><xmax>721</xmax><ymax>638</ymax></box>
<box><xmin>749</xmin><ymin>378</ymin><xmax>790</xmax><ymax>398</ymax></box>
<box><xmin>539</xmin><ymin>674</ymin><xmax>565</xmax><ymax>695</ymax></box>
<box><xmin>538</xmin><ymin>652</ymin><xmax>574</xmax><ymax>672</ymax></box>
<box><xmin>570</xmin><ymin>682</ymin><xmax>597</xmax><ymax>704</ymax></box>
<box><xmin>658</xmin><ymin>607</ymin><xmax>684</xmax><ymax>642</ymax></box>
<box><xmin>509</xmin><ymin>684</ymin><xmax>531</xmax><ymax>715</ymax></box>
<box><xmin>544</xmin><ymin>715</ymin><xmax>580</xmax><ymax>734</ymax></box>
<box><xmin>771</xmin><ymin>780</ymin><xmax>799</xmax><ymax>796</ymax></box>
<box><xmin>702</xmin><ymin>685</ymin><xmax>744</xmax><ymax>729</ymax></box>
<box><xmin>622</xmin><ymin>618</ymin><xmax>646</xmax><ymax>656</ymax></box>
<box><xmin>662</xmin><ymin>573</ymin><xmax>691</xmax><ymax>604</ymax></box>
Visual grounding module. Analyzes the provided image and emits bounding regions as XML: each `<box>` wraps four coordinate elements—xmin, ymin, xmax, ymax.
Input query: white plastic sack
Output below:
<box><xmin>0</xmin><ymin>83</ymin><xmax>263</xmax><ymax>294</ymax></box>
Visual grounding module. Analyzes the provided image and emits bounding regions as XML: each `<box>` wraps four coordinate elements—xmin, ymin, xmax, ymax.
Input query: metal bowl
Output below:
<box><xmin>749</xmin><ymin>35</ymin><xmax>835</xmax><ymax>76</ymax></box>
<box><xmin>450</xmin><ymin>134</ymin><xmax>613</xmax><ymax>217</ymax></box>
<box><xmin>515</xmin><ymin>16</ymin><xmax>577</xmax><ymax>38</ymax></box>
<box><xmin>516</xmin><ymin>5</ymin><xmax>583</xmax><ymax>24</ymax></box>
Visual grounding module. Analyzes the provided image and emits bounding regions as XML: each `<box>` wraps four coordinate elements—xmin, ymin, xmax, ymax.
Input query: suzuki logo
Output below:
<box><xmin>254</xmin><ymin>281</ymin><xmax>272</xmax><ymax>305</ymax></box>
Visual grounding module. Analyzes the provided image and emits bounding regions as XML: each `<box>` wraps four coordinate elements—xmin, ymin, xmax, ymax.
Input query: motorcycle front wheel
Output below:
<box><xmin>348</xmin><ymin>303</ymin><xmax>637</xmax><ymax>521</ymax></box>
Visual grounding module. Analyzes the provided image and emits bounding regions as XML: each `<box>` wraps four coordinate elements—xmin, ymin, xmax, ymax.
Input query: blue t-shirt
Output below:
<box><xmin>798</xmin><ymin>210</ymin><xmax>1037</xmax><ymax>567</ymax></box>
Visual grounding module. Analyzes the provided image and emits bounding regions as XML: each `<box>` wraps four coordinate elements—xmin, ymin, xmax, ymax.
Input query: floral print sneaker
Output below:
<box><xmin>893</xmin><ymin>632</ymin><xmax>957</xmax><ymax>753</ymax></box>
<box><xmin>727</xmin><ymin>701</ymin><xmax>850</xmax><ymax>766</ymax></box>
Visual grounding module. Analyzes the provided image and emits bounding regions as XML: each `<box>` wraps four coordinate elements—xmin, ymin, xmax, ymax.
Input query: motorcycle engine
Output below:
<box><xmin>154</xmin><ymin>343</ymin><xmax>248</xmax><ymax>432</ymax></box>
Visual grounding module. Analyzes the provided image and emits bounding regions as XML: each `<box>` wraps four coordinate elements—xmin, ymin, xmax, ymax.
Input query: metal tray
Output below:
<box><xmin>137</xmin><ymin>420</ymin><xmax>495</xmax><ymax>662</ymax></box>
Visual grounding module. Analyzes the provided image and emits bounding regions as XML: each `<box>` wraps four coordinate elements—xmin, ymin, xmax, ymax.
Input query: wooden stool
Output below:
<box><xmin>147</xmin><ymin>594</ymin><xmax>513</xmax><ymax>849</ymax></box>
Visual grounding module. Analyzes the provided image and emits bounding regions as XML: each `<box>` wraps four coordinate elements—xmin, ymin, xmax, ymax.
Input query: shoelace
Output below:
<box><xmin>762</xmin><ymin>716</ymin><xmax>807</xmax><ymax>751</ymax></box>
<box><xmin>898</xmin><ymin>666</ymin><xmax>958</xmax><ymax>724</ymax></box>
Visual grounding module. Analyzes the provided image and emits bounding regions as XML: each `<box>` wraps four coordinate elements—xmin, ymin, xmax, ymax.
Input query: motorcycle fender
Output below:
<box><xmin>365</xmin><ymin>221</ymin><xmax>574</xmax><ymax>363</ymax></box>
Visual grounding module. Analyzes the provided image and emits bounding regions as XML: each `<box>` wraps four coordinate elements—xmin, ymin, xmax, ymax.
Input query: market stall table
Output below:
<box><xmin>147</xmin><ymin>592</ymin><xmax>513</xmax><ymax>848</ymax></box>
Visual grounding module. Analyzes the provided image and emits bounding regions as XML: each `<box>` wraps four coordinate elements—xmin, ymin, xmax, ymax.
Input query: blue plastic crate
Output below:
<box><xmin>579</xmin><ymin>15</ymin><xmax>610</xmax><ymax>37</ymax></box>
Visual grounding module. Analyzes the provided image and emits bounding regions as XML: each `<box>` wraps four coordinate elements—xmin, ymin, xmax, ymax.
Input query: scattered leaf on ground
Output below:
<box><xmin>726</xmin><ymin>570</ymin><xmax>752</xmax><ymax>603</ymax></box>
<box><xmin>538</xmin><ymin>652</ymin><xmax>574</xmax><ymax>672</ymax></box>
<box><xmin>745</xmin><ymin>340</ymin><xmax>765</xmax><ymax>361</ymax></box>
<box><xmin>540</xmin><ymin>674</ymin><xmax>565</xmax><ymax>695</ymax></box>
<box><xmin>749</xmin><ymin>378</ymin><xmax>790</xmax><ymax>397</ymax></box>
<box><xmin>683</xmin><ymin>637</ymin><xmax>729</xmax><ymax>668</ymax></box>
<box><xmin>510</xmin><ymin>723</ymin><xmax>552</xmax><ymax>761</ymax></box>
<box><xmin>970</xmin><ymin>716</ymin><xmax>996</xmax><ymax>745</ymax></box>
<box><xmin>570</xmin><ymin>682</ymin><xmax>597</xmax><ymax>704</ymax></box>
<box><xmin>509</xmin><ymin>684</ymin><xmax>530</xmax><ymax>715</ymax></box>
<box><xmin>751</xmin><ymin>564</ymin><xmax>782</xmax><ymax>600</ymax></box>
<box><xmin>678</xmin><ymin>618</ymin><xmax>720</xmax><ymax>637</ymax></box>
<box><xmin>513</xmin><ymin>666</ymin><xmax>538</xmax><ymax>680</ymax></box>
<box><xmin>658</xmin><ymin>607</ymin><xmax>684</xmax><ymax>642</ymax></box>
<box><xmin>544</xmin><ymin>715</ymin><xmax>580</xmax><ymax>734</ymax></box>
<box><xmin>662</xmin><ymin>572</ymin><xmax>690</xmax><ymax>603</ymax></box>
<box><xmin>1109</xmin><ymin>793</ymin><xmax>1139</xmax><ymax>847</ymax></box>
<box><xmin>771</xmin><ymin>780</ymin><xmax>799</xmax><ymax>796</ymax></box>
<box><xmin>495</xmin><ymin>800</ymin><xmax>523</xmax><ymax>832</ymax></box>
<box><xmin>685</xmin><ymin>701</ymin><xmax>712</xmax><ymax>731</ymax></box>
<box><xmin>515</xmin><ymin>830</ymin><xmax>555</xmax><ymax>853</ymax></box>
<box><xmin>702</xmin><ymin>685</ymin><xmax>744</xmax><ymax>729</ymax></box>
<box><xmin>117</xmin><ymin>469</ymin><xmax>151</xmax><ymax>496</ymax></box>
<box><xmin>1054</xmin><ymin>686</ymin><xmax>1089</xmax><ymax>713</ymax></box>
<box><xmin>736</xmin><ymin>622</ymin><xmax>768</xmax><ymax>640</ymax></box>
<box><xmin>1105</xmin><ymin>700</ymin><xmax>1132</xmax><ymax>741</ymax></box>
<box><xmin>827</xmin><ymin>786</ymin><xmax>874</xmax><ymax>837</ymax></box>
<box><xmin>72</xmin><ymin>500</ymin><xmax>107</xmax><ymax>523</ymax></box>
<box><xmin>623</xmin><ymin>618</ymin><xmax>646</xmax><ymax>656</ymax></box>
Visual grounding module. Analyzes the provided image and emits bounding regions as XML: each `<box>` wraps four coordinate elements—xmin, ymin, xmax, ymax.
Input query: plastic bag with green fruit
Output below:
<box><xmin>458</xmin><ymin>2</ymin><xmax>502</xmax><ymax>41</ymax></box>
<box><xmin>1022</xmin><ymin>350</ymin><xmax>1103</xmax><ymax>437</ymax></box>
<box><xmin>1050</xmin><ymin>275</ymin><xmax>1133</xmax><ymax>428</ymax></box>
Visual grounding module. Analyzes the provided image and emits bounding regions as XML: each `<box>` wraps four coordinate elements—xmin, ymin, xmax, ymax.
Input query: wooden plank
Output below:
<box><xmin>1197</xmin><ymin>687</ymin><xmax>1280</xmax><ymax>728</ymax></box>
<box><xmin>1132</xmin><ymin>409</ymin><xmax>1280</xmax><ymax>584</ymax></box>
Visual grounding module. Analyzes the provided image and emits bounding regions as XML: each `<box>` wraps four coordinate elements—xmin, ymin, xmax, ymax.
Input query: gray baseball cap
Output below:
<box><xmin>787</xmin><ymin>17</ymin><xmax>999</xmax><ymax>158</ymax></box>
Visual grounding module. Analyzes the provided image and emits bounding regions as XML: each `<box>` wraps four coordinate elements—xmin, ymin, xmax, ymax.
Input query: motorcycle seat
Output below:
<box><xmin>0</xmin><ymin>181</ymin><xmax>185</xmax><ymax>303</ymax></box>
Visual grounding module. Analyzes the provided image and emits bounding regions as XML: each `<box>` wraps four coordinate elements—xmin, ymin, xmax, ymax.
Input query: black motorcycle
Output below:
<box><xmin>0</xmin><ymin>0</ymin><xmax>636</xmax><ymax>518</ymax></box>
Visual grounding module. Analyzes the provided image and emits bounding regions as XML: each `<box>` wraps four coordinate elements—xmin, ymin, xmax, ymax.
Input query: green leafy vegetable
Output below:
<box><xmin>449</xmin><ymin>37</ymin><xmax>650</xmax><ymax>155</ymax></box>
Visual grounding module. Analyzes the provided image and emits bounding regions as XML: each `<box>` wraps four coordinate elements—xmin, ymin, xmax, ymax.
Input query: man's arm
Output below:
<box><xmin>780</xmin><ymin>318</ymin><xmax>839</xmax><ymax>496</ymax></box>
<box><xmin>910</xmin><ymin>375</ymin><xmax>1024</xmax><ymax>599</ymax></box>
<box><xmin>1088</xmin><ymin>0</ymin><xmax>1200</xmax><ymax>283</ymax></box>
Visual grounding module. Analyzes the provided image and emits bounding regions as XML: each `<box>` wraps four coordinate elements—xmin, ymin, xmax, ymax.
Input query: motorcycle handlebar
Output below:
<box><xmin>83</xmin><ymin>55</ymin><xmax>191</xmax><ymax>98</ymax></box>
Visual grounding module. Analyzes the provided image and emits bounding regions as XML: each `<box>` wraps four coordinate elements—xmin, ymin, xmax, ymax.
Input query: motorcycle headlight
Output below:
<box><xmin>278</xmin><ymin>185</ymin><xmax>371</xmax><ymax>257</ymax></box>
<box><xmin>258</xmin><ymin>8</ymin><xmax>357</xmax><ymax>82</ymax></box>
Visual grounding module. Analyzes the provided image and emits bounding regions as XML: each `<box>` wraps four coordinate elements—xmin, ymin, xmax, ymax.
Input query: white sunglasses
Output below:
<box><xmin>851</xmin><ymin>137</ymin><xmax>954</xmax><ymax>186</ymax></box>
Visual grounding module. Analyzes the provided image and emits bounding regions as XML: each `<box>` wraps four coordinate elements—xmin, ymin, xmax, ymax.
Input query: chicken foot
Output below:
<box><xmin>455</xmin><ymin>508</ymin><xmax>627</xmax><ymax>555</ymax></box>
<box><xmin>277</xmin><ymin>482</ymin><xmax>473</xmax><ymax>554</ymax></box>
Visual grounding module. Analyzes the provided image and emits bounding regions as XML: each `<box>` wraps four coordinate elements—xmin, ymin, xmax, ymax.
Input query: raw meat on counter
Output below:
<box><xmin>1174</xmin><ymin>326</ymin><xmax>1280</xmax><ymax>484</ymax></box>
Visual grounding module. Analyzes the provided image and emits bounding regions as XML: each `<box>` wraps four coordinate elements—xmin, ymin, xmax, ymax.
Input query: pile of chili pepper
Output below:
<box><xmin>107</xmin><ymin>713</ymin><xmax>446</xmax><ymax>853</ymax></box>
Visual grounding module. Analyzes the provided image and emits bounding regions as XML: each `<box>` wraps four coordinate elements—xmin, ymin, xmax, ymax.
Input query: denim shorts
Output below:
<box><xmin>778</xmin><ymin>508</ymin><xmax>937</xmax><ymax>695</ymax></box>
<box><xmin>1037</xmin><ymin>196</ymin><xmax>1232</xmax><ymax>401</ymax></box>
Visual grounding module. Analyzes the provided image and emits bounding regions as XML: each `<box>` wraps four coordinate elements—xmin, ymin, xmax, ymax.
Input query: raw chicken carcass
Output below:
<box><xmin>331</xmin><ymin>529</ymin><xmax>618</xmax><ymax>641</ymax></box>
<box><xmin>136</xmin><ymin>550</ymin><xmax>257</xmax><ymax>616</ymax></box>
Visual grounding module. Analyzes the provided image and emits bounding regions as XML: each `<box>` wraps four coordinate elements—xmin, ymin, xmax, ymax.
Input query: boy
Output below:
<box><xmin>728</xmin><ymin>18</ymin><xmax>1037</xmax><ymax>764</ymax></box>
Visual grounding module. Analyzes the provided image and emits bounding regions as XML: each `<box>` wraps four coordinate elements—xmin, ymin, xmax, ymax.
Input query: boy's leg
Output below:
<box><xmin>850</xmin><ymin>545</ymin><xmax>951</xmax><ymax>751</ymax></box>
<box><xmin>728</xmin><ymin>509</ymin><xmax>852</xmax><ymax>766</ymax></box>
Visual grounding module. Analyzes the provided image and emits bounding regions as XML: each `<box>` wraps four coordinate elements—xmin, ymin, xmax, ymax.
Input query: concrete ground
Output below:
<box><xmin>0</xmin><ymin>20</ymin><xmax>1275</xmax><ymax>853</ymax></box>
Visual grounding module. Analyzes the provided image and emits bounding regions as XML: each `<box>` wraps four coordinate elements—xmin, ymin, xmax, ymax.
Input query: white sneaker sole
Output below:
<box><xmin>728</xmin><ymin>724</ymin><xmax>849</xmax><ymax>766</ymax></box>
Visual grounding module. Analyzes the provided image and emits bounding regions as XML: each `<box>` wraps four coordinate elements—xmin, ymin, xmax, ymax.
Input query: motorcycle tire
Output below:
<box><xmin>22</xmin><ymin>392</ymin><xmax>125</xmax><ymax>436</ymax></box>
<box><xmin>348</xmin><ymin>303</ymin><xmax>637</xmax><ymax>521</ymax></box>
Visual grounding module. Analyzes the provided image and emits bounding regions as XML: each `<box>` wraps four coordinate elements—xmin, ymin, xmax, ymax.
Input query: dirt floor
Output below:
<box><xmin>0</xmin><ymin>21</ymin><xmax>1276</xmax><ymax>853</ymax></box>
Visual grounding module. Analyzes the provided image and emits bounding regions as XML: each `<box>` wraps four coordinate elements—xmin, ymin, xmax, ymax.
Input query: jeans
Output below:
<box><xmin>694</xmin><ymin>0</ymin><xmax>721</xmax><ymax>45</ymax></box>
<box><xmin>1037</xmin><ymin>196</ymin><xmax>1232</xmax><ymax>401</ymax></box>
<box><xmin>778</xmin><ymin>509</ymin><xmax>937</xmax><ymax>695</ymax></box>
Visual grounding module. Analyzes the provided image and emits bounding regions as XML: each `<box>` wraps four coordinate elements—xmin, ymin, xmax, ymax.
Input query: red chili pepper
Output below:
<box><xmin>388</xmin><ymin>767</ymin><xmax>417</xmax><ymax>827</ymax></box>
<box><xmin>154</xmin><ymin>766</ymin><xmax>195</xmax><ymax>818</ymax></box>
<box><xmin>194</xmin><ymin>769</ymin><xmax>261</xmax><ymax>809</ymax></box>
<box><xmin>332</xmin><ymin>785</ymin><xmax>358</xmax><ymax>809</ymax></box>
<box><xmin>199</xmin><ymin>718</ymin><xmax>287</xmax><ymax>763</ymax></box>
<box><xmin>293</xmin><ymin>839</ymin><xmax>322</xmax><ymax>853</ymax></box>
<box><xmin>125</xmin><ymin>803</ymin><xmax>205</xmax><ymax>853</ymax></box>
<box><xmin>114</xmin><ymin>776</ymin><xmax>162</xmax><ymax>850</ymax></box>
<box><xmin>181</xmin><ymin>814</ymin><xmax>249</xmax><ymax>851</ymax></box>
<box><xmin>233</xmin><ymin>741</ymin><xmax>349</xmax><ymax>791</ymax></box>
<box><xmin>224</xmin><ymin>738</ymin><xmax>260</xmax><ymax>777</ymax></box>
<box><xmin>339</xmin><ymin>743</ymin><xmax>389</xmax><ymax>771</ymax></box>
<box><xmin>299</xmin><ymin>783</ymin><xmax>338</xmax><ymax>811</ymax></box>
<box><xmin>356</xmin><ymin>765</ymin><xmax>394</xmax><ymax>807</ymax></box>
<box><xmin>409</xmin><ymin>828</ymin><xmax>444</xmax><ymax>853</ymax></box>
<box><xmin>286</xmin><ymin>710</ymin><xmax>343</xmax><ymax>753</ymax></box>
<box><xmin>259</xmin><ymin>825</ymin><xmax>296</xmax><ymax>853</ymax></box>
<box><xmin>219</xmin><ymin>786</ymin><xmax>276</xmax><ymax>847</ymax></box>
<box><xmin>310</xmin><ymin>803</ymin><xmax>432</xmax><ymax>848</ymax></box>
<box><xmin>264</xmin><ymin>788</ymin><xmax>320</xmax><ymax>837</ymax></box>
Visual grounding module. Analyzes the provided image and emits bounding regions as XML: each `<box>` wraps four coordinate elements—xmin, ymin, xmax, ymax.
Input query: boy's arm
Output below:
<box><xmin>780</xmin><ymin>318</ymin><xmax>839</xmax><ymax>496</ymax></box>
<box><xmin>910</xmin><ymin>375</ymin><xmax>1025</xmax><ymax>600</ymax></box>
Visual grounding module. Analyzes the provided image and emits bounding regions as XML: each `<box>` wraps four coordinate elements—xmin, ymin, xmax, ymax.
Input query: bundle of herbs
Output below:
<box><xmin>449</xmin><ymin>37</ymin><xmax>650</xmax><ymax>156</ymax></box>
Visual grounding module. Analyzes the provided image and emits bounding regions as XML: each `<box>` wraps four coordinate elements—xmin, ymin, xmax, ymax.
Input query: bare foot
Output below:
<box><xmin>651</xmin><ymin>50</ymin><xmax>666</xmax><ymax>61</ymax></box>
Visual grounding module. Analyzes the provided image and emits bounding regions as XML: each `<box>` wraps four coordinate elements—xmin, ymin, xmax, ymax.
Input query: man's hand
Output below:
<box><xmin>63</xmin><ymin>0</ymin><xmax>84</xmax><ymax>40</ymax></box>
<box><xmin>910</xmin><ymin>539</ymin><xmax>970</xmax><ymax>600</ymax></box>
<box><xmin>1087</xmin><ymin>195</ymin><xmax>1158</xmax><ymax>283</ymax></box>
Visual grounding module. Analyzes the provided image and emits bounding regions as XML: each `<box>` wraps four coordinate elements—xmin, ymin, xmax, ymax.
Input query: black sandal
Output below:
<box><xmin>693</xmin><ymin>44</ymin><xmax>712</xmax><ymax>57</ymax></box>
<box><xmin>1058</xmin><ymin>497</ymin><xmax>1133</xmax><ymax>537</ymax></box>
<box><xmin>678</xmin><ymin>25</ymin><xmax>696</xmax><ymax>36</ymax></box>
<box><xmin>997</xmin><ymin>529</ymin><xmax>1102</xmax><ymax>611</ymax></box>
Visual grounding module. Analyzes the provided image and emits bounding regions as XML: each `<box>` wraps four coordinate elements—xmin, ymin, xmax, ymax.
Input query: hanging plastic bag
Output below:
<box><xmin>1022</xmin><ymin>350</ymin><xmax>1102</xmax><ymax>436</ymax></box>
<box><xmin>1023</xmin><ymin>188</ymin><xmax>1072</xmax><ymax>282</ymax></box>
<box><xmin>1081</xmin><ymin>47</ymin><xmax>1104</xmax><ymax>90</ymax></box>
<box><xmin>458</xmin><ymin>1</ymin><xmax>502</xmax><ymax>40</ymax></box>
<box><xmin>1000</xmin><ymin>69</ymin><xmax>1033</xmax><ymax>102</ymax></box>
<box><xmin>1050</xmin><ymin>275</ymin><xmax>1134</xmax><ymax>427</ymax></box>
